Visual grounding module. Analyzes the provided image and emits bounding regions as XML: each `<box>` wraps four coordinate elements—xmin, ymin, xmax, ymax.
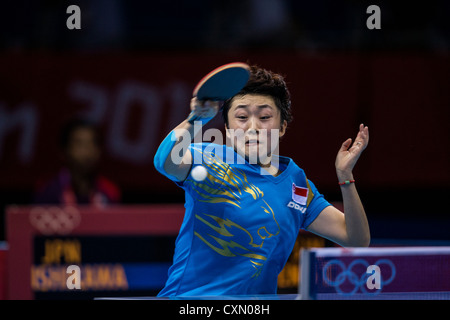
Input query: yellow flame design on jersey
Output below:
<box><xmin>189</xmin><ymin>147</ymin><xmax>280</xmax><ymax>278</ymax></box>
<box><xmin>190</xmin><ymin>147</ymin><xmax>263</xmax><ymax>208</ymax></box>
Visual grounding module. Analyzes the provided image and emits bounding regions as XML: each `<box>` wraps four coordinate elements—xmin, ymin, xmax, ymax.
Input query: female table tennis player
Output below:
<box><xmin>154</xmin><ymin>65</ymin><xmax>370</xmax><ymax>296</ymax></box>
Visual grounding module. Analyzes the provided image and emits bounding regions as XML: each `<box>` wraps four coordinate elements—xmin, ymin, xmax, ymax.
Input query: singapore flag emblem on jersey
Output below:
<box><xmin>292</xmin><ymin>183</ymin><xmax>308</xmax><ymax>206</ymax></box>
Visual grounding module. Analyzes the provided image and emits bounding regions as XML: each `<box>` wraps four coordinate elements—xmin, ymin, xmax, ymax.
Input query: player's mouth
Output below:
<box><xmin>245</xmin><ymin>139</ymin><xmax>259</xmax><ymax>146</ymax></box>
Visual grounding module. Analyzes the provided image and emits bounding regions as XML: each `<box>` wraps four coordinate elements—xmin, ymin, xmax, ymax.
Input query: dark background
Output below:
<box><xmin>1</xmin><ymin>0</ymin><xmax>449</xmax><ymax>243</ymax></box>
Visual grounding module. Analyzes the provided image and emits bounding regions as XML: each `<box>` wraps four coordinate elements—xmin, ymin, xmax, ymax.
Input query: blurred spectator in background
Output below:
<box><xmin>33</xmin><ymin>118</ymin><xmax>121</xmax><ymax>206</ymax></box>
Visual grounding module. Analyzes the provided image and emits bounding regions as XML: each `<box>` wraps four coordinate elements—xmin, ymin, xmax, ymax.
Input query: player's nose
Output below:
<box><xmin>247</xmin><ymin>116</ymin><xmax>260</xmax><ymax>133</ymax></box>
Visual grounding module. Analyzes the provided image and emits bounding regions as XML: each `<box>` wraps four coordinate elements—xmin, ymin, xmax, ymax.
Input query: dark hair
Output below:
<box><xmin>59</xmin><ymin>118</ymin><xmax>102</xmax><ymax>149</ymax></box>
<box><xmin>221</xmin><ymin>64</ymin><xmax>293</xmax><ymax>127</ymax></box>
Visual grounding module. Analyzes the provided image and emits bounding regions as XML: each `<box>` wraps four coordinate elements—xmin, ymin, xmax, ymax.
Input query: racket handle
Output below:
<box><xmin>186</xmin><ymin>110</ymin><xmax>214</xmax><ymax>125</ymax></box>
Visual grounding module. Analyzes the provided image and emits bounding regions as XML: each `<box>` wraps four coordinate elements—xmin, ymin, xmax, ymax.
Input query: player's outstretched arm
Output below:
<box><xmin>154</xmin><ymin>98</ymin><xmax>220</xmax><ymax>182</ymax></box>
<box><xmin>307</xmin><ymin>124</ymin><xmax>370</xmax><ymax>247</ymax></box>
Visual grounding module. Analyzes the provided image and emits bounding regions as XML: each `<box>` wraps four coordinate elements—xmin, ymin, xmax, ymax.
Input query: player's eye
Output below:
<box><xmin>260</xmin><ymin>115</ymin><xmax>272</xmax><ymax>120</ymax></box>
<box><xmin>236</xmin><ymin>115</ymin><xmax>247</xmax><ymax>120</ymax></box>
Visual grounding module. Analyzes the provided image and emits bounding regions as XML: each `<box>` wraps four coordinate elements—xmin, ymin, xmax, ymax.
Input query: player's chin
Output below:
<box><xmin>243</xmin><ymin>148</ymin><xmax>270</xmax><ymax>165</ymax></box>
<box><xmin>243</xmin><ymin>143</ymin><xmax>258</xmax><ymax>155</ymax></box>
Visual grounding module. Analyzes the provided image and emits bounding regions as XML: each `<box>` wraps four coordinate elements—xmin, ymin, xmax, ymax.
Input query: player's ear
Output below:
<box><xmin>279</xmin><ymin>120</ymin><xmax>287</xmax><ymax>137</ymax></box>
<box><xmin>225</xmin><ymin>123</ymin><xmax>231</xmax><ymax>139</ymax></box>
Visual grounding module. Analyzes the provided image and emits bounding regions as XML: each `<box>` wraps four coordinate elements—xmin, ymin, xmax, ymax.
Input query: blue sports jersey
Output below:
<box><xmin>154</xmin><ymin>141</ymin><xmax>331</xmax><ymax>297</ymax></box>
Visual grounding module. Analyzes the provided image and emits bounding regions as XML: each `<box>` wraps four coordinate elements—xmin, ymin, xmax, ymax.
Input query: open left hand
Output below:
<box><xmin>335</xmin><ymin>124</ymin><xmax>369</xmax><ymax>181</ymax></box>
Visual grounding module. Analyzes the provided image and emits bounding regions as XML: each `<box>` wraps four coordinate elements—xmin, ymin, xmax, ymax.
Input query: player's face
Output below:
<box><xmin>225</xmin><ymin>94</ymin><xmax>287</xmax><ymax>165</ymax></box>
<box><xmin>66</xmin><ymin>127</ymin><xmax>100</xmax><ymax>174</ymax></box>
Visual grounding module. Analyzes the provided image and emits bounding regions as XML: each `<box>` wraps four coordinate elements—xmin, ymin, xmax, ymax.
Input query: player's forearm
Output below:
<box><xmin>153</xmin><ymin>119</ymin><xmax>199</xmax><ymax>181</ymax></box>
<box><xmin>163</xmin><ymin>120</ymin><xmax>198</xmax><ymax>166</ymax></box>
<box><xmin>154</xmin><ymin>98</ymin><xmax>219</xmax><ymax>180</ymax></box>
<box><xmin>339</xmin><ymin>178</ymin><xmax>371</xmax><ymax>247</ymax></box>
<box><xmin>172</xmin><ymin>119</ymin><xmax>198</xmax><ymax>144</ymax></box>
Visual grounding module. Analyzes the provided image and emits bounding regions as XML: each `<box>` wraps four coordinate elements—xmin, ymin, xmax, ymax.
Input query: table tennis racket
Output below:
<box><xmin>193</xmin><ymin>62</ymin><xmax>250</xmax><ymax>101</ymax></box>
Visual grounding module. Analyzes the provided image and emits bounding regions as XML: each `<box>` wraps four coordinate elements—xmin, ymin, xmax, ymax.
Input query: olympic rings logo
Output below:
<box><xmin>322</xmin><ymin>258</ymin><xmax>396</xmax><ymax>295</ymax></box>
<box><xmin>29</xmin><ymin>206</ymin><xmax>81</xmax><ymax>235</ymax></box>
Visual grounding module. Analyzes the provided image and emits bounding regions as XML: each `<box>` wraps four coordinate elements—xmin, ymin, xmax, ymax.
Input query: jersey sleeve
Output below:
<box><xmin>153</xmin><ymin>130</ymin><xmax>182</xmax><ymax>182</ymax></box>
<box><xmin>300</xmin><ymin>179</ymin><xmax>331</xmax><ymax>230</ymax></box>
<box><xmin>153</xmin><ymin>134</ymin><xmax>207</xmax><ymax>188</ymax></box>
<box><xmin>153</xmin><ymin>130</ymin><xmax>200</xmax><ymax>186</ymax></box>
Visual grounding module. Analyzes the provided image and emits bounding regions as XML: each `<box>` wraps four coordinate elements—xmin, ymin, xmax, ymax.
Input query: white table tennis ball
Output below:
<box><xmin>191</xmin><ymin>165</ymin><xmax>208</xmax><ymax>181</ymax></box>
